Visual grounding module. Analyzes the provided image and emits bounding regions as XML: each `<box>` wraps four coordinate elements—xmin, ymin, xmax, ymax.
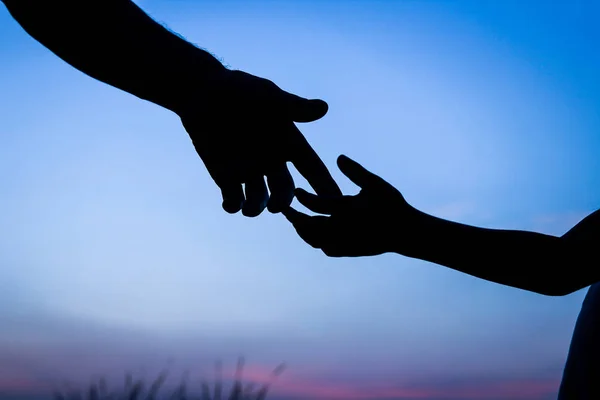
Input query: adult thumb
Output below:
<box><xmin>280</xmin><ymin>91</ymin><xmax>329</xmax><ymax>123</ymax></box>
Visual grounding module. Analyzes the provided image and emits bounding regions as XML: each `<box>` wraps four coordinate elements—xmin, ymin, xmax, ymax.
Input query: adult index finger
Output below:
<box><xmin>288</xmin><ymin>124</ymin><xmax>342</xmax><ymax>197</ymax></box>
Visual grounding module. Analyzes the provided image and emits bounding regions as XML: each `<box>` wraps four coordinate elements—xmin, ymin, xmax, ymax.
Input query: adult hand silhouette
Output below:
<box><xmin>1</xmin><ymin>0</ymin><xmax>340</xmax><ymax>218</ymax></box>
<box><xmin>283</xmin><ymin>155</ymin><xmax>421</xmax><ymax>257</ymax></box>
<box><xmin>178</xmin><ymin>69</ymin><xmax>342</xmax><ymax>217</ymax></box>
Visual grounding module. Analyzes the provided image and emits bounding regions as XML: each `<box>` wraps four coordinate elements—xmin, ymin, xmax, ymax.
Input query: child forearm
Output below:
<box><xmin>399</xmin><ymin>209</ymin><xmax>584</xmax><ymax>296</ymax></box>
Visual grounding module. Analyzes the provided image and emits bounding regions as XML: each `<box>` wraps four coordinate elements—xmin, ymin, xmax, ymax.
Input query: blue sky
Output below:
<box><xmin>1</xmin><ymin>0</ymin><xmax>599</xmax><ymax>399</ymax></box>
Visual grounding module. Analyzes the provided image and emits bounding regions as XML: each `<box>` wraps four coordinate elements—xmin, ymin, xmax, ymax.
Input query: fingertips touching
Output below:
<box><xmin>295</xmin><ymin>188</ymin><xmax>339</xmax><ymax>215</ymax></box>
<box><xmin>266</xmin><ymin>165</ymin><xmax>295</xmax><ymax>213</ymax></box>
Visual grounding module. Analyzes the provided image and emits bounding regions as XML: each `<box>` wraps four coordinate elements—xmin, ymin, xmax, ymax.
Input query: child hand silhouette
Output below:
<box><xmin>284</xmin><ymin>155</ymin><xmax>421</xmax><ymax>257</ymax></box>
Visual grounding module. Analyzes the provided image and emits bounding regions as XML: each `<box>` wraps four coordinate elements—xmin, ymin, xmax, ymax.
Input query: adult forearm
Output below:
<box><xmin>2</xmin><ymin>0</ymin><xmax>226</xmax><ymax>113</ymax></box>
<box><xmin>402</xmin><ymin>210</ymin><xmax>575</xmax><ymax>296</ymax></box>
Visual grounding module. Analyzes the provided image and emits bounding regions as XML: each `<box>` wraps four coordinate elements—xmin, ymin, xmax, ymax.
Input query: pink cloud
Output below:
<box><xmin>0</xmin><ymin>365</ymin><xmax>52</xmax><ymax>394</ymax></box>
<box><xmin>218</xmin><ymin>363</ymin><xmax>559</xmax><ymax>400</ymax></box>
<box><xmin>0</xmin><ymin>353</ymin><xmax>560</xmax><ymax>400</ymax></box>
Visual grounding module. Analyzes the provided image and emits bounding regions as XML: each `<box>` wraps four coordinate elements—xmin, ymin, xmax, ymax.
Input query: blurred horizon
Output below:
<box><xmin>1</xmin><ymin>0</ymin><xmax>599</xmax><ymax>399</ymax></box>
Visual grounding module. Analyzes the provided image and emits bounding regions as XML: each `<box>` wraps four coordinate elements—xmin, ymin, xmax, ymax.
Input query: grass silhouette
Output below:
<box><xmin>52</xmin><ymin>357</ymin><xmax>286</xmax><ymax>400</ymax></box>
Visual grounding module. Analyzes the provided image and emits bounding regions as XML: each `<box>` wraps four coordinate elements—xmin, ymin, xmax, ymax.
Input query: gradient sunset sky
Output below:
<box><xmin>1</xmin><ymin>0</ymin><xmax>600</xmax><ymax>399</ymax></box>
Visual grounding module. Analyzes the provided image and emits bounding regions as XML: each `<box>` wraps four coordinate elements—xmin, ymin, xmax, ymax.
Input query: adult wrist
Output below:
<box><xmin>168</xmin><ymin>50</ymin><xmax>229</xmax><ymax>115</ymax></box>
